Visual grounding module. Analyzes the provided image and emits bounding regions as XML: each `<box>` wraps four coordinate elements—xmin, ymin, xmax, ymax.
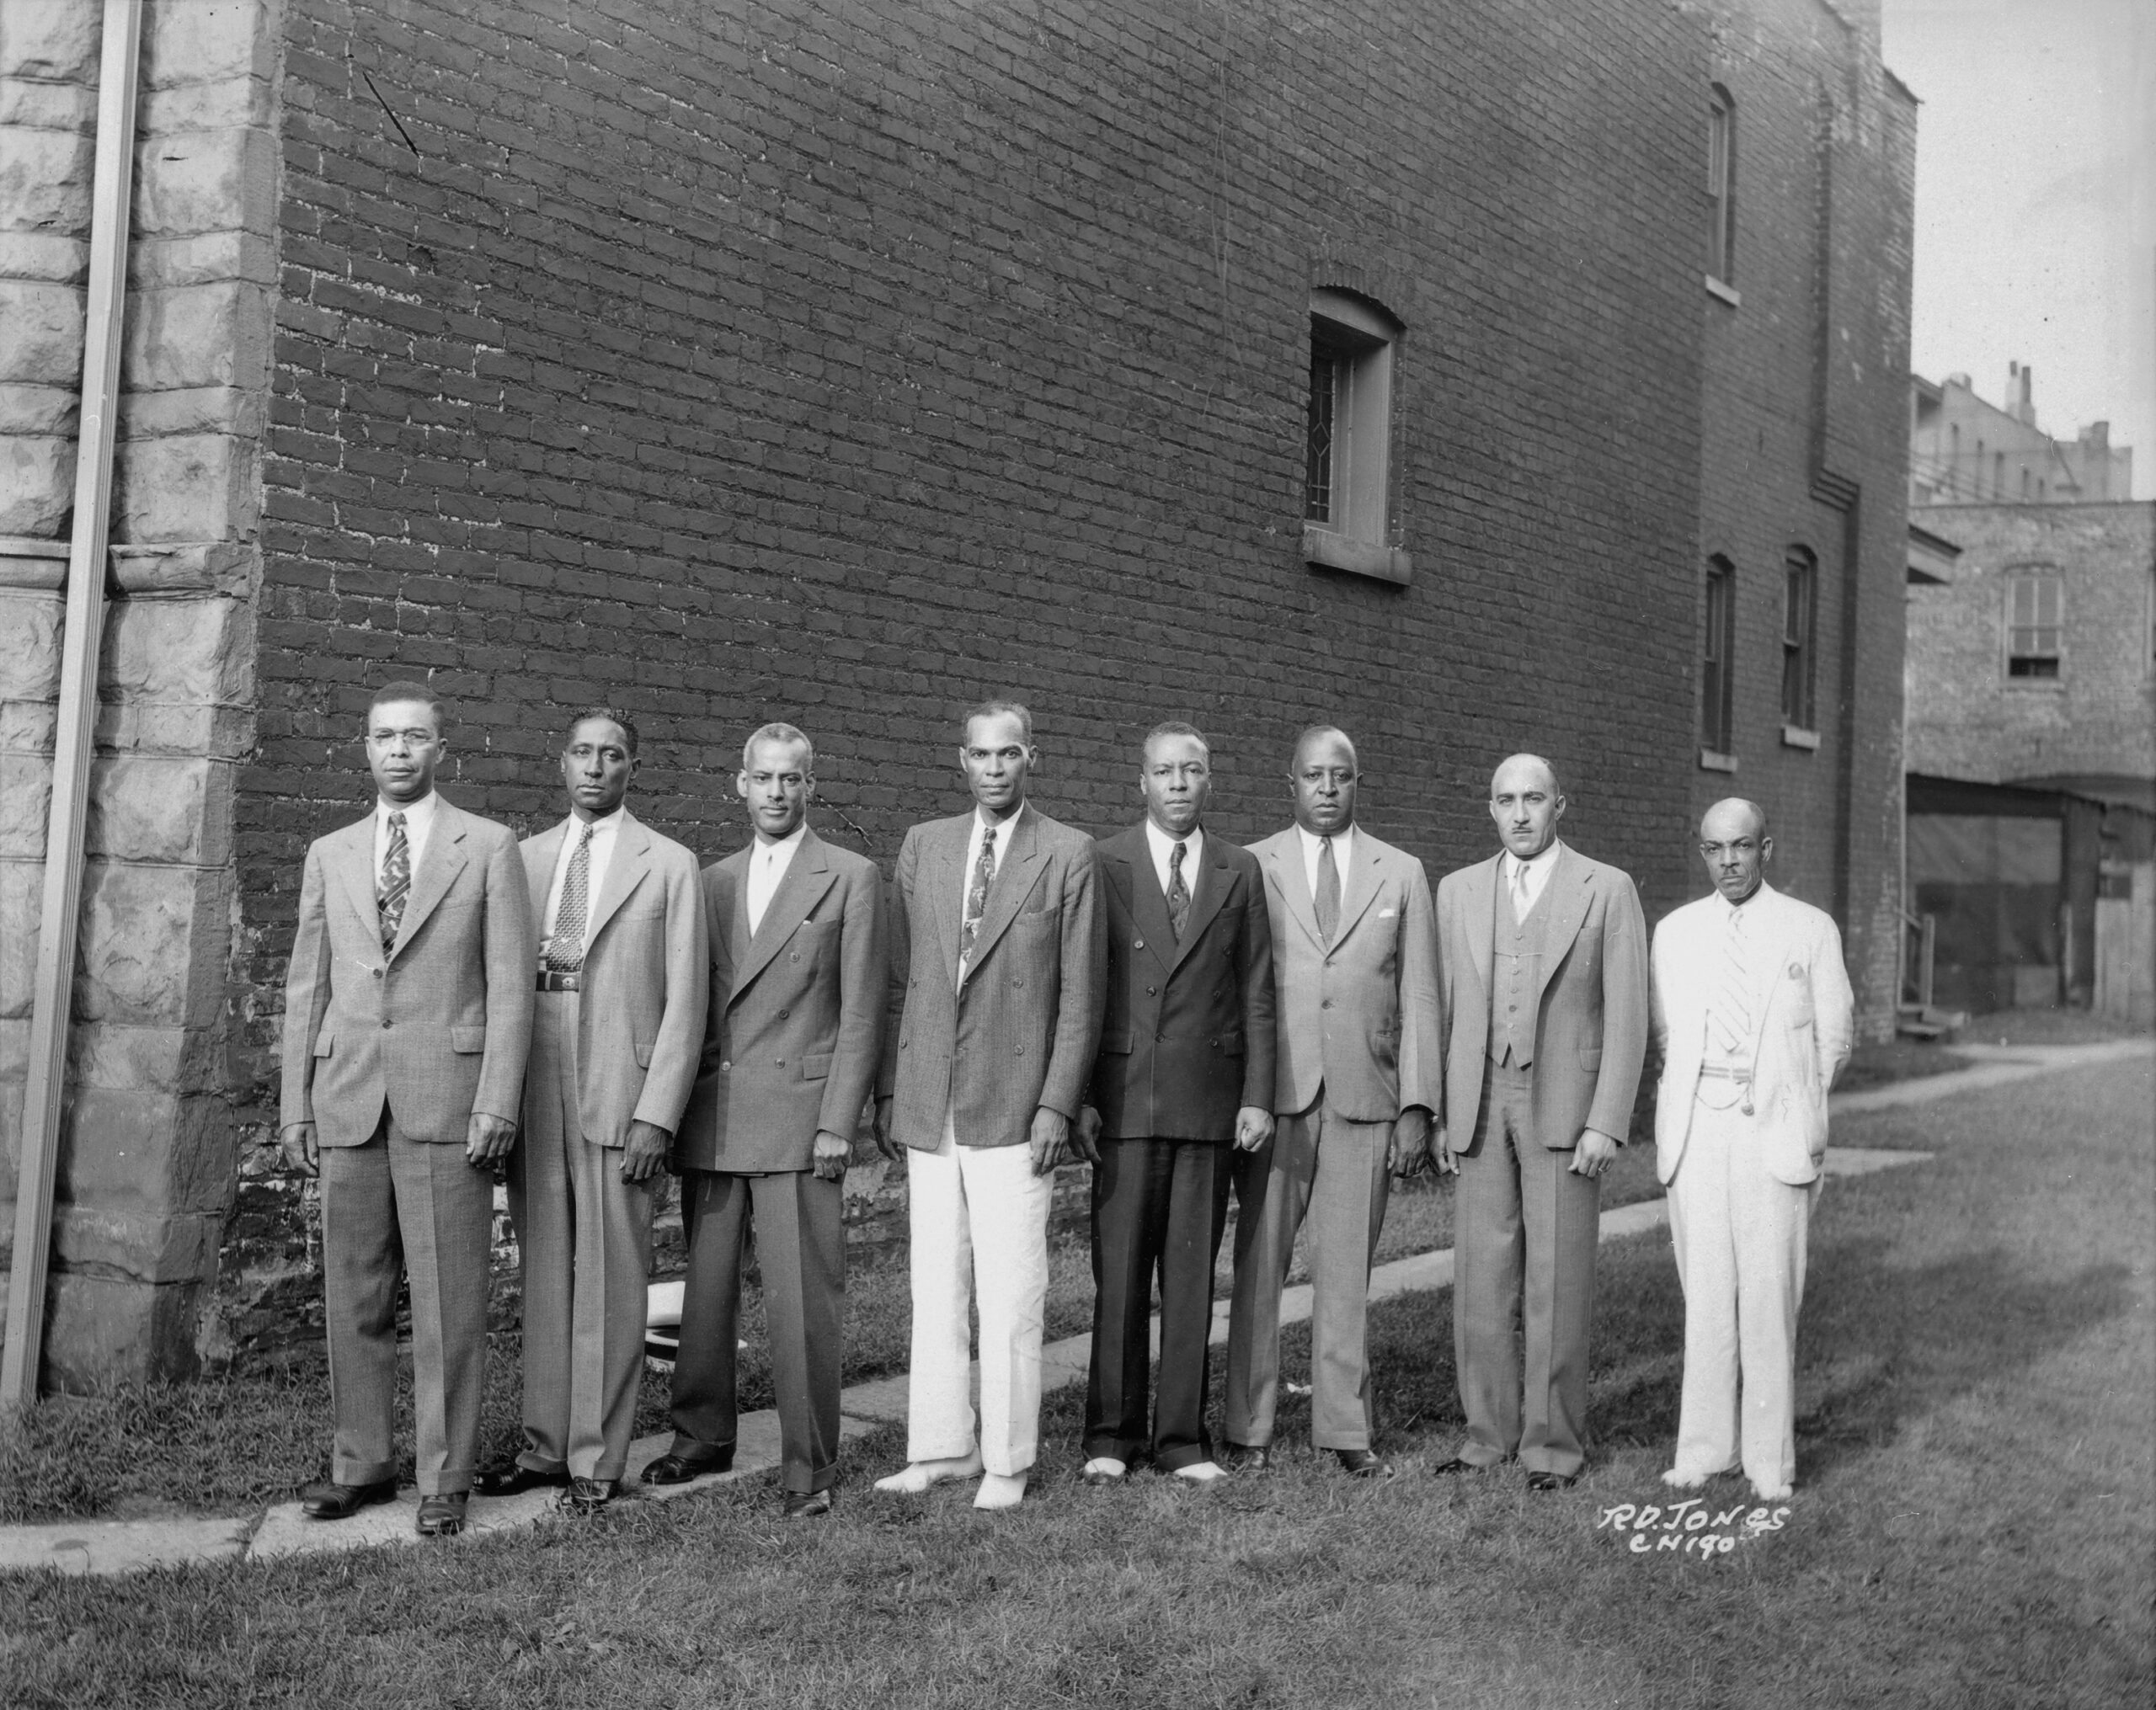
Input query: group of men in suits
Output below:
<box><xmin>280</xmin><ymin>683</ymin><xmax>1851</xmax><ymax>1535</ymax></box>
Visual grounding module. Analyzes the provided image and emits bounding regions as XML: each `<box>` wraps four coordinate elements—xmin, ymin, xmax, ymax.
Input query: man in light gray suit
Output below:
<box><xmin>873</xmin><ymin>701</ymin><xmax>1105</xmax><ymax>1511</ymax></box>
<box><xmin>478</xmin><ymin>709</ymin><xmax>706</xmax><ymax>1514</ymax></box>
<box><xmin>1225</xmin><ymin>727</ymin><xmax>1442</xmax><ymax>1478</ymax></box>
<box><xmin>1434</xmin><ymin>754</ymin><xmax>1649</xmax><ymax>1489</ymax></box>
<box><xmin>280</xmin><ymin>680</ymin><xmax>536</xmax><ymax>1537</ymax></box>
<box><xmin>642</xmin><ymin>723</ymin><xmax>885</xmax><ymax>1517</ymax></box>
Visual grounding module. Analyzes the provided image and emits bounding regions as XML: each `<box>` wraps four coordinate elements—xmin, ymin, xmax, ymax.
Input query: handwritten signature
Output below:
<box><xmin>1596</xmin><ymin>1499</ymin><xmax>1792</xmax><ymax>1558</ymax></box>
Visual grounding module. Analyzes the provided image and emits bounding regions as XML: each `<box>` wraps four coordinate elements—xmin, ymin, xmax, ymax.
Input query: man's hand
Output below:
<box><xmin>1029</xmin><ymin>1106</ymin><xmax>1071</xmax><ymax>1175</ymax></box>
<box><xmin>1569</xmin><ymin>1127</ymin><xmax>1621</xmax><ymax>1178</ymax></box>
<box><xmin>1073</xmin><ymin>1105</ymin><xmax>1104</xmax><ymax>1167</ymax></box>
<box><xmin>622</xmin><ymin>1119</ymin><xmax>670</xmax><ymax>1184</ymax></box>
<box><xmin>873</xmin><ymin>1096</ymin><xmax>902</xmax><ymax>1162</ymax></box>
<box><xmin>1430</xmin><ymin>1124</ymin><xmax>1460</xmax><ymax>1177</ymax></box>
<box><xmin>466</xmin><ymin>1111</ymin><xmax>519</xmax><ymax>1168</ymax></box>
<box><xmin>812</xmin><ymin>1128</ymin><xmax>851</xmax><ymax>1183</ymax></box>
<box><xmin>1387</xmin><ymin>1107</ymin><xmax>1433</xmax><ymax>1178</ymax></box>
<box><xmin>1232</xmin><ymin>1106</ymin><xmax>1274</xmax><ymax>1153</ymax></box>
<box><xmin>280</xmin><ymin>1121</ymin><xmax>320</xmax><ymax>1178</ymax></box>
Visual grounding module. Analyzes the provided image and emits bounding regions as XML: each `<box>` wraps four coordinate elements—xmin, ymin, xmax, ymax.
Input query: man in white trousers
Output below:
<box><xmin>1650</xmin><ymin>798</ymin><xmax>1853</xmax><ymax>1500</ymax></box>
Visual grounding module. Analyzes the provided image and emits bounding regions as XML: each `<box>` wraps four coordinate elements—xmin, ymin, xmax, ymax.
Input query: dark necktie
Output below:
<box><xmin>1166</xmin><ymin>840</ymin><xmax>1191</xmax><ymax>940</ymax></box>
<box><xmin>961</xmin><ymin>827</ymin><xmax>997</xmax><ymax>962</ymax></box>
<box><xmin>1315</xmin><ymin>834</ymin><xmax>1340</xmax><ymax>943</ymax></box>
<box><xmin>378</xmin><ymin>812</ymin><xmax>409</xmax><ymax>956</ymax></box>
<box><xmin>547</xmin><ymin>823</ymin><xmax>596</xmax><ymax>971</ymax></box>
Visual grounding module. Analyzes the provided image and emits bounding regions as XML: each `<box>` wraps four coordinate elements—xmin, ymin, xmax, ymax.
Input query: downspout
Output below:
<box><xmin>2</xmin><ymin>0</ymin><xmax>145</xmax><ymax>1409</ymax></box>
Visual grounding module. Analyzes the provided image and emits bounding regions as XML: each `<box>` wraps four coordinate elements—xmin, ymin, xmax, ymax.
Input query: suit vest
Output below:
<box><xmin>1489</xmin><ymin>871</ymin><xmax>1550</xmax><ymax>1068</ymax></box>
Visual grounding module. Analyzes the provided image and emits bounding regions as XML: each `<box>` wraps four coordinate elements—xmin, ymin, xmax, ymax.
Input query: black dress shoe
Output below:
<box><xmin>1224</xmin><ymin>1442</ymin><xmax>1272</xmax><ymax>1473</ymax></box>
<box><xmin>560</xmin><ymin>1477</ymin><xmax>618</xmax><ymax>1513</ymax></box>
<box><xmin>474</xmin><ymin>1462</ymin><xmax>569</xmax><ymax>1498</ymax></box>
<box><xmin>299</xmin><ymin>1478</ymin><xmax>398</xmax><ymax>1520</ymax></box>
<box><xmin>1526</xmin><ymin>1470</ymin><xmax>1578</xmax><ymax>1492</ymax></box>
<box><xmin>1430</xmin><ymin>1456</ymin><xmax>1475</xmax><ymax>1477</ymax></box>
<box><xmin>1336</xmin><ymin>1448</ymin><xmax>1394</xmax><ymax>1479</ymax></box>
<box><xmin>641</xmin><ymin>1447</ymin><xmax>734</xmax><ymax>1487</ymax></box>
<box><xmin>415</xmin><ymin>1492</ymin><xmax>469</xmax><ymax>1536</ymax></box>
<box><xmin>782</xmin><ymin>1489</ymin><xmax>833</xmax><ymax>1519</ymax></box>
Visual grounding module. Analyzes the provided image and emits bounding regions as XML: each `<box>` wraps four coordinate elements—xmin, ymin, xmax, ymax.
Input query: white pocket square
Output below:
<box><xmin>1379</xmin><ymin>908</ymin><xmax>1396</xmax><ymax>919</ymax></box>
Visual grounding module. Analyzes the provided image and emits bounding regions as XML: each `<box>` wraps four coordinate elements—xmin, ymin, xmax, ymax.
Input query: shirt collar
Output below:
<box><xmin>755</xmin><ymin>821</ymin><xmax>808</xmax><ymax>855</ymax></box>
<box><xmin>376</xmin><ymin>791</ymin><xmax>437</xmax><ymax>828</ymax></box>
<box><xmin>568</xmin><ymin>804</ymin><xmax>627</xmax><ymax>839</ymax></box>
<box><xmin>1145</xmin><ymin>818</ymin><xmax>1201</xmax><ymax>863</ymax></box>
<box><xmin>1294</xmin><ymin>822</ymin><xmax>1352</xmax><ymax>857</ymax></box>
<box><xmin>974</xmin><ymin>803</ymin><xmax>1024</xmax><ymax>839</ymax></box>
<box><xmin>1505</xmin><ymin>838</ymin><xmax>1561</xmax><ymax>880</ymax></box>
<box><xmin>1717</xmin><ymin>878</ymin><xmax>1769</xmax><ymax>917</ymax></box>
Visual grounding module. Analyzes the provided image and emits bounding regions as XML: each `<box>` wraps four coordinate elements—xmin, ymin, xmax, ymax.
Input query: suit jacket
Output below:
<box><xmin>519</xmin><ymin>811</ymin><xmax>707</xmax><ymax>1148</ymax></box>
<box><xmin>1650</xmin><ymin>882</ymin><xmax>1854</xmax><ymax>1186</ymax></box>
<box><xmin>280</xmin><ymin>796</ymin><xmax>536</xmax><ymax>1147</ymax></box>
<box><xmin>675</xmin><ymin>827</ymin><xmax>887</xmax><ymax>1173</ymax></box>
<box><xmin>1248</xmin><ymin>826</ymin><xmax>1441</xmax><ymax>1123</ymax></box>
<box><xmin>1435</xmin><ymin>840</ymin><xmax>1650</xmax><ymax>1153</ymax></box>
<box><xmin>879</xmin><ymin>803</ymin><xmax>1106</xmax><ymax>1150</ymax></box>
<box><xmin>1088</xmin><ymin>824</ymin><xmax>1275</xmax><ymax>1141</ymax></box>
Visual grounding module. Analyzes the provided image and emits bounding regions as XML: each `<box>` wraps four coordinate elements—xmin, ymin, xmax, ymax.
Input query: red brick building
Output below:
<box><xmin>1</xmin><ymin>0</ymin><xmax>1917</xmax><ymax>1382</ymax></box>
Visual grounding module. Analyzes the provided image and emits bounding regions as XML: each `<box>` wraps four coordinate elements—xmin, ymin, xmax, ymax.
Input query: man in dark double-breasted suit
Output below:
<box><xmin>1078</xmin><ymin>721</ymin><xmax>1275</xmax><ymax>1484</ymax></box>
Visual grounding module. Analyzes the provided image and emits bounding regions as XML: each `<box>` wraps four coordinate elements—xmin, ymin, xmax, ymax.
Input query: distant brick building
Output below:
<box><xmin>1909</xmin><ymin>367</ymin><xmax>2134</xmax><ymax>508</ymax></box>
<box><xmin>1</xmin><ymin>0</ymin><xmax>1916</xmax><ymax>1385</ymax></box>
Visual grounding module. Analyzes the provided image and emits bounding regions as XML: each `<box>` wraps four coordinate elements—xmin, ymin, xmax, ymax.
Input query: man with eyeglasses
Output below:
<box><xmin>1650</xmin><ymin>798</ymin><xmax>1852</xmax><ymax>1501</ymax></box>
<box><xmin>1223</xmin><ymin>726</ymin><xmax>1440</xmax><ymax>1479</ymax></box>
<box><xmin>872</xmin><ymin>700</ymin><xmax>1104</xmax><ymax>1510</ymax></box>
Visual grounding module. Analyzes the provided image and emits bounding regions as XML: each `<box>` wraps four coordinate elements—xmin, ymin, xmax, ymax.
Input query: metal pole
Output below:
<box><xmin>3</xmin><ymin>0</ymin><xmax>144</xmax><ymax>1409</ymax></box>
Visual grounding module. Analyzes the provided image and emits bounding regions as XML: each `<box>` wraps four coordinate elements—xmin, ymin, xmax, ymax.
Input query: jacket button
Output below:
<box><xmin>777</xmin><ymin>1008</ymin><xmax>790</xmax><ymax>1019</ymax></box>
<box><xmin>371</xmin><ymin>968</ymin><xmax>383</xmax><ymax>980</ymax></box>
<box><xmin>1145</xmin><ymin>984</ymin><xmax>1157</xmax><ymax>995</ymax></box>
<box><xmin>1015</xmin><ymin>1045</ymin><xmax>1025</xmax><ymax>1056</ymax></box>
<box><xmin>719</xmin><ymin>1060</ymin><xmax>732</xmax><ymax>1072</ymax></box>
<box><xmin>1012</xmin><ymin>978</ymin><xmax>1024</xmax><ymax>988</ymax></box>
<box><xmin>1134</xmin><ymin>938</ymin><xmax>1145</xmax><ymax>949</ymax></box>
<box><xmin>775</xmin><ymin>1057</ymin><xmax>786</xmax><ymax>1067</ymax></box>
<box><xmin>382</xmin><ymin>1018</ymin><xmax>392</xmax><ymax>1029</ymax></box>
<box><xmin>1321</xmin><ymin>999</ymin><xmax>1333</xmax><ymax>1009</ymax></box>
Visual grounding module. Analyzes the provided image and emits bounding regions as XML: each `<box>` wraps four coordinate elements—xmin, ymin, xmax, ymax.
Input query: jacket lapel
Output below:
<box><xmin>583</xmin><ymin>813</ymin><xmax>651</xmax><ymax>950</ymax></box>
<box><xmin>389</xmin><ymin>801</ymin><xmax>470</xmax><ymax>962</ymax></box>
<box><xmin>963</xmin><ymin>807</ymin><xmax>1046</xmax><ymax>971</ymax></box>
<box><xmin>334</xmin><ymin>815</ymin><xmax>383</xmax><ymax>951</ymax></box>
<box><xmin>525</xmin><ymin>818</ymin><xmax>567</xmax><ymax>929</ymax></box>
<box><xmin>732</xmin><ymin>830</ymin><xmax>838</xmax><ymax>999</ymax></box>
<box><xmin>1739</xmin><ymin>884</ymin><xmax>1801</xmax><ymax>1031</ymax></box>
<box><xmin>1168</xmin><ymin>834</ymin><xmax>1231</xmax><ymax>973</ymax></box>
<box><xmin>1531</xmin><ymin>842</ymin><xmax>1592</xmax><ymax>1006</ymax></box>
<box><xmin>1327</xmin><ymin>834</ymin><xmax>1387</xmax><ymax>948</ymax></box>
<box><xmin>1111</xmin><ymin>828</ymin><xmax>1176</xmax><ymax>975</ymax></box>
<box><xmin>1262</xmin><ymin>833</ymin><xmax>1324</xmax><ymax>951</ymax></box>
<box><xmin>931</xmin><ymin>814</ymin><xmax>969</xmax><ymax>988</ymax></box>
<box><xmin>1461</xmin><ymin>854</ymin><xmax>1498</xmax><ymax>1002</ymax></box>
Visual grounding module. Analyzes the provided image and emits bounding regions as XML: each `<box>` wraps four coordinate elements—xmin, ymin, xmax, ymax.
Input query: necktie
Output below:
<box><xmin>1509</xmin><ymin>857</ymin><xmax>1533</xmax><ymax>922</ymax></box>
<box><xmin>962</xmin><ymin>827</ymin><xmax>997</xmax><ymax>962</ymax></box>
<box><xmin>547</xmin><ymin>823</ymin><xmax>596</xmax><ymax>971</ymax></box>
<box><xmin>1166</xmin><ymin>840</ymin><xmax>1191</xmax><ymax>940</ymax></box>
<box><xmin>378</xmin><ymin>812</ymin><xmax>410</xmax><ymax>956</ymax></box>
<box><xmin>1710</xmin><ymin>907</ymin><xmax>1752</xmax><ymax>1057</ymax></box>
<box><xmin>1315</xmin><ymin>835</ymin><xmax>1340</xmax><ymax>943</ymax></box>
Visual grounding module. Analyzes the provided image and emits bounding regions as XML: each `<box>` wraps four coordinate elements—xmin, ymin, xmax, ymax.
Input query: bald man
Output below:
<box><xmin>1433</xmin><ymin>754</ymin><xmax>1648</xmax><ymax>1489</ymax></box>
<box><xmin>1650</xmin><ymin>800</ymin><xmax>1852</xmax><ymax>1500</ymax></box>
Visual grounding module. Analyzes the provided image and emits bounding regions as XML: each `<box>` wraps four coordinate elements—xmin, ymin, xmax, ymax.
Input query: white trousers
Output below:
<box><xmin>902</xmin><ymin>1110</ymin><xmax>1054</xmax><ymax>1477</ymax></box>
<box><xmin>1666</xmin><ymin>1095</ymin><xmax>1815</xmax><ymax>1493</ymax></box>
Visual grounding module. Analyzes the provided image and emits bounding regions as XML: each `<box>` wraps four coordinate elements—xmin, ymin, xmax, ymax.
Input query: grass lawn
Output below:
<box><xmin>3</xmin><ymin>1056</ymin><xmax>2148</xmax><ymax>1707</ymax></box>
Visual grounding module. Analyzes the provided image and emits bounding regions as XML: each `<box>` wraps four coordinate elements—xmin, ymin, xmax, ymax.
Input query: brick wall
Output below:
<box><xmin>1906</xmin><ymin>502</ymin><xmax>2156</xmax><ymax>786</ymax></box>
<box><xmin>1690</xmin><ymin>0</ymin><xmax>1914</xmax><ymax>1039</ymax></box>
<box><xmin>213</xmin><ymin>0</ymin><xmax>1709</xmax><ymax>1351</ymax></box>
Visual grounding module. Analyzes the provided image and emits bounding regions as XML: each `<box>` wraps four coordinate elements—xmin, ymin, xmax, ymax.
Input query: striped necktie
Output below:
<box><xmin>378</xmin><ymin>812</ymin><xmax>409</xmax><ymax>956</ymax></box>
<box><xmin>1709</xmin><ymin>905</ymin><xmax>1752</xmax><ymax>1057</ymax></box>
<box><xmin>547</xmin><ymin>824</ymin><xmax>596</xmax><ymax>971</ymax></box>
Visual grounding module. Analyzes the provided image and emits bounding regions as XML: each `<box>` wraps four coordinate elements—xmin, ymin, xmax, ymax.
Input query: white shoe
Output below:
<box><xmin>1172</xmin><ymin>1460</ymin><xmax>1229</xmax><ymax>1484</ymax></box>
<box><xmin>1751</xmin><ymin>1483</ymin><xmax>1793</xmax><ymax>1502</ymax></box>
<box><xmin>1660</xmin><ymin>1467</ymin><xmax>1710</xmax><ymax>1490</ymax></box>
<box><xmin>873</xmin><ymin>1452</ymin><xmax>984</xmax><ymax>1494</ymax></box>
<box><xmin>973</xmin><ymin>1472</ymin><xmax>1027</xmax><ymax>1510</ymax></box>
<box><xmin>1081</xmin><ymin>1457</ymin><xmax>1128</xmax><ymax>1484</ymax></box>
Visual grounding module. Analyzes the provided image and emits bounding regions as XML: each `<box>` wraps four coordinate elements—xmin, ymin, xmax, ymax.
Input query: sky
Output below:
<box><xmin>1881</xmin><ymin>0</ymin><xmax>2156</xmax><ymax>497</ymax></box>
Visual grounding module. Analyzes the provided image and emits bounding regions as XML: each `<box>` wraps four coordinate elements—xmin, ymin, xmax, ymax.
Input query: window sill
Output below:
<box><xmin>1780</xmin><ymin>725</ymin><xmax>1820</xmax><ymax>751</ymax></box>
<box><xmin>1704</xmin><ymin>274</ymin><xmax>1741</xmax><ymax>307</ymax></box>
<box><xmin>1303</xmin><ymin>524</ymin><xmax>1412</xmax><ymax>585</ymax></box>
<box><xmin>2004</xmin><ymin>675</ymin><xmax>2066</xmax><ymax>690</ymax></box>
<box><xmin>1699</xmin><ymin>748</ymin><xmax>1737</xmax><ymax>774</ymax></box>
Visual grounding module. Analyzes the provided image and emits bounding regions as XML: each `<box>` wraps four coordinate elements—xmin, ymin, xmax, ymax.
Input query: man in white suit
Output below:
<box><xmin>1650</xmin><ymin>798</ymin><xmax>1853</xmax><ymax>1500</ymax></box>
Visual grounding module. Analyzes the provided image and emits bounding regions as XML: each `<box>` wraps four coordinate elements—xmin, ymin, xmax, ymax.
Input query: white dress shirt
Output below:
<box><xmin>746</xmin><ymin>822</ymin><xmax>808</xmax><ymax>935</ymax></box>
<box><xmin>1503</xmin><ymin>839</ymin><xmax>1561</xmax><ymax>919</ymax></box>
<box><xmin>542</xmin><ymin>806</ymin><xmax>626</xmax><ymax>957</ymax></box>
<box><xmin>1295</xmin><ymin>823</ymin><xmax>1355</xmax><ymax>903</ymax></box>
<box><xmin>1144</xmin><ymin>818</ymin><xmax>1204</xmax><ymax>902</ymax></box>
<box><xmin>372</xmin><ymin>791</ymin><xmax>439</xmax><ymax>887</ymax></box>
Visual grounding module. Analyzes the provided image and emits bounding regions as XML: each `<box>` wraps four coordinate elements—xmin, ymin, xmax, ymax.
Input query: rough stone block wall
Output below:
<box><xmin>1905</xmin><ymin>502</ymin><xmax>2156</xmax><ymax>786</ymax></box>
<box><xmin>211</xmin><ymin>0</ymin><xmax>1710</xmax><ymax>1354</ymax></box>
<box><xmin>0</xmin><ymin>0</ymin><xmax>277</xmax><ymax>1387</ymax></box>
<box><xmin>1690</xmin><ymin>0</ymin><xmax>1915</xmax><ymax>1039</ymax></box>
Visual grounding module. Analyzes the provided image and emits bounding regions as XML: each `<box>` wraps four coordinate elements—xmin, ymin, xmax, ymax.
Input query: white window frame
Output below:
<box><xmin>1302</xmin><ymin>289</ymin><xmax>1410</xmax><ymax>584</ymax></box>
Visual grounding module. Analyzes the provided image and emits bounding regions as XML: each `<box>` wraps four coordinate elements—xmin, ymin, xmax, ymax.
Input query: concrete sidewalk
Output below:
<box><xmin>4</xmin><ymin>1036</ymin><xmax>2141</xmax><ymax>1579</ymax></box>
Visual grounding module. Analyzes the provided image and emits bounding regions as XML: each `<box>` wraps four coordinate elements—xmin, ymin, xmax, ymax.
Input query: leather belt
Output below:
<box><xmin>1697</xmin><ymin>1062</ymin><xmax>1752</xmax><ymax>1081</ymax></box>
<box><xmin>536</xmin><ymin>969</ymin><xmax>582</xmax><ymax>992</ymax></box>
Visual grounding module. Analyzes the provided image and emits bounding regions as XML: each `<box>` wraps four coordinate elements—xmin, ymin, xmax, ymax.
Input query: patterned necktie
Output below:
<box><xmin>1710</xmin><ymin>906</ymin><xmax>1752</xmax><ymax>1057</ymax></box>
<box><xmin>378</xmin><ymin>811</ymin><xmax>409</xmax><ymax>956</ymax></box>
<box><xmin>1509</xmin><ymin>857</ymin><xmax>1533</xmax><ymax>922</ymax></box>
<box><xmin>1166</xmin><ymin>840</ymin><xmax>1191</xmax><ymax>940</ymax></box>
<box><xmin>547</xmin><ymin>823</ymin><xmax>596</xmax><ymax>971</ymax></box>
<box><xmin>1315</xmin><ymin>835</ymin><xmax>1340</xmax><ymax>943</ymax></box>
<box><xmin>961</xmin><ymin>826</ymin><xmax>997</xmax><ymax>961</ymax></box>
